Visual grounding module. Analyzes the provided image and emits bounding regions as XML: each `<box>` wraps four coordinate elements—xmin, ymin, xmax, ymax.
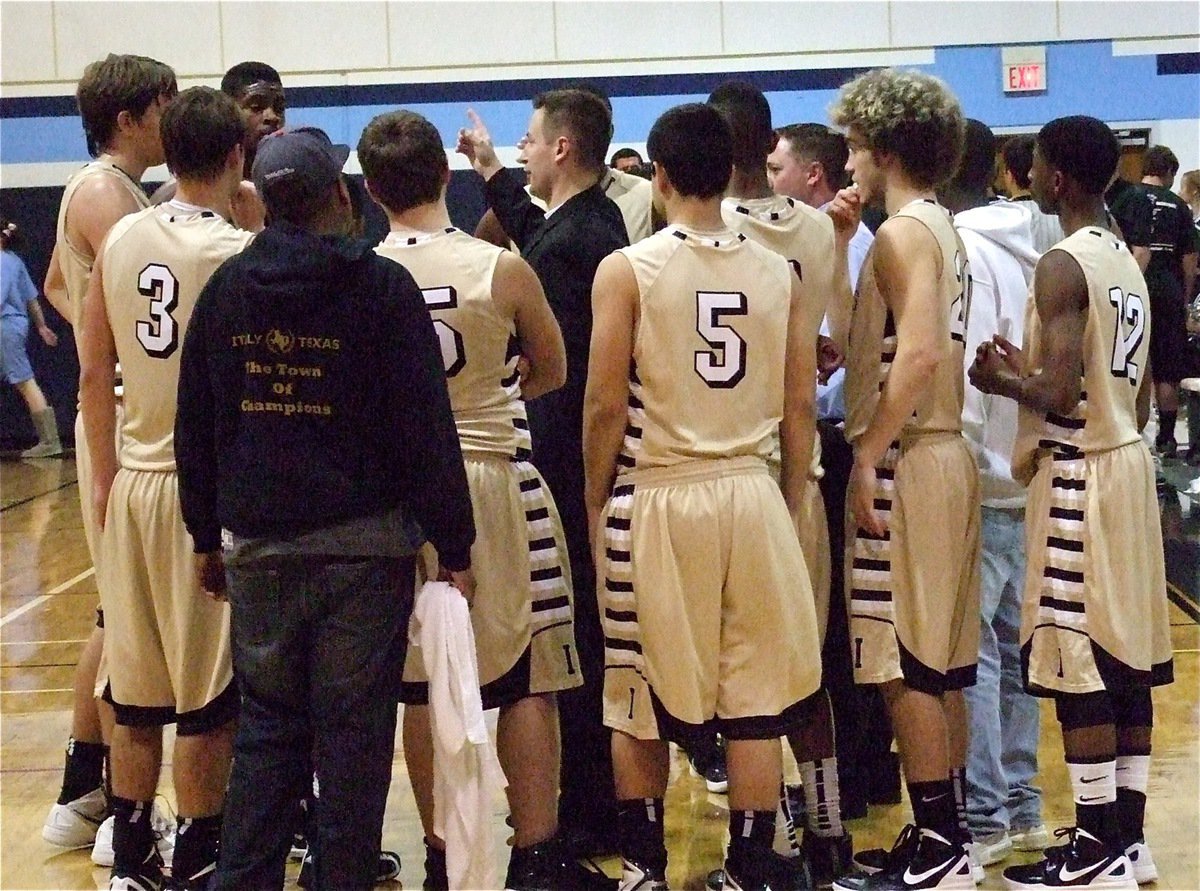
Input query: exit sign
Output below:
<box><xmin>1002</xmin><ymin>46</ymin><xmax>1047</xmax><ymax>93</ymax></box>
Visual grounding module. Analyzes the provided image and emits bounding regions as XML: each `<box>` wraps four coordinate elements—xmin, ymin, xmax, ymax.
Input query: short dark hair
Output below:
<box><xmin>1142</xmin><ymin>145</ymin><xmax>1179</xmax><ymax>180</ymax></box>
<box><xmin>76</xmin><ymin>54</ymin><xmax>176</xmax><ymax>157</ymax></box>
<box><xmin>647</xmin><ymin>103</ymin><xmax>732</xmax><ymax>200</ymax></box>
<box><xmin>0</xmin><ymin>215</ymin><xmax>22</xmax><ymax>251</ymax></box>
<box><xmin>160</xmin><ymin>87</ymin><xmax>245</xmax><ymax>181</ymax></box>
<box><xmin>1001</xmin><ymin>134</ymin><xmax>1035</xmax><ymax>189</ymax></box>
<box><xmin>262</xmin><ymin>178</ymin><xmax>338</xmax><ymax>228</ymax></box>
<box><xmin>221</xmin><ymin>61</ymin><xmax>282</xmax><ymax>98</ymax></box>
<box><xmin>610</xmin><ymin>147</ymin><xmax>643</xmax><ymax>167</ymax></box>
<box><xmin>831</xmin><ymin>68</ymin><xmax>965</xmax><ymax>189</ymax></box>
<box><xmin>707</xmin><ymin>81</ymin><xmax>773</xmax><ymax>172</ymax></box>
<box><xmin>1036</xmin><ymin>116</ymin><xmax>1120</xmax><ymax>196</ymax></box>
<box><xmin>776</xmin><ymin>123</ymin><xmax>850</xmax><ymax>190</ymax></box>
<box><xmin>951</xmin><ymin>119</ymin><xmax>997</xmax><ymax>195</ymax></box>
<box><xmin>357</xmin><ymin>110</ymin><xmax>448</xmax><ymax>214</ymax></box>
<box><xmin>532</xmin><ymin>89</ymin><xmax>612</xmax><ymax>171</ymax></box>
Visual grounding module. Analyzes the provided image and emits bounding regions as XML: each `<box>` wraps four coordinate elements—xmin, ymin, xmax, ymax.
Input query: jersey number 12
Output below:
<box><xmin>1107</xmin><ymin>286</ymin><xmax>1145</xmax><ymax>386</ymax></box>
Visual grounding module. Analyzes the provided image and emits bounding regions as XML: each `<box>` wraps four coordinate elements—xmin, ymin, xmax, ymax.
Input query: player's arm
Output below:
<box><xmin>43</xmin><ymin>243</ymin><xmax>70</xmax><ymax>322</ymax></box>
<box><xmin>59</xmin><ymin>177</ymin><xmax>145</xmax><ymax>326</ymax></box>
<box><xmin>969</xmin><ymin>249</ymin><xmax>1087</xmax><ymax>417</ymax></box>
<box><xmin>779</xmin><ymin>268</ymin><xmax>821</xmax><ymax>513</ymax></box>
<box><xmin>1129</xmin><ymin>245</ymin><xmax>1150</xmax><ymax>273</ymax></box>
<box><xmin>493</xmin><ymin>251</ymin><xmax>566</xmax><ymax>400</ymax></box>
<box><xmin>824</xmin><ymin>186</ymin><xmax>864</xmax><ymax>354</ymax></box>
<box><xmin>474</xmin><ymin>208</ymin><xmax>513</xmax><ymax>250</ymax></box>
<box><xmin>583</xmin><ymin>251</ymin><xmax>637</xmax><ymax>549</ymax></box>
<box><xmin>1136</xmin><ymin>357</ymin><xmax>1153</xmax><ymax>432</ymax></box>
<box><xmin>850</xmin><ymin>218</ymin><xmax>944</xmax><ymax>535</ymax></box>
<box><xmin>77</xmin><ymin>249</ymin><xmax>118</xmax><ymax>530</ymax></box>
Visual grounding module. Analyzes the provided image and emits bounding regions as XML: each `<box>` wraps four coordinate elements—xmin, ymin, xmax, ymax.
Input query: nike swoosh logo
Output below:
<box><xmin>1059</xmin><ymin>860</ymin><xmax>1120</xmax><ymax>882</ymax></box>
<box><xmin>920</xmin><ymin>794</ymin><xmax>948</xmax><ymax>803</ymax></box>
<box><xmin>1080</xmin><ymin>776</ymin><xmax>1105</xmax><ymax>783</ymax></box>
<box><xmin>904</xmin><ymin>857</ymin><xmax>961</xmax><ymax>884</ymax></box>
<box><xmin>1080</xmin><ymin>795</ymin><xmax>1107</xmax><ymax>802</ymax></box>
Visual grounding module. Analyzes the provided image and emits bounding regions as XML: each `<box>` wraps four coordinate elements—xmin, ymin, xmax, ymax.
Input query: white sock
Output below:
<box><xmin>800</xmin><ymin>757</ymin><xmax>844</xmax><ymax>838</ymax></box>
<box><xmin>1067</xmin><ymin>759</ymin><xmax>1117</xmax><ymax>807</ymax></box>
<box><xmin>1115</xmin><ymin>755</ymin><xmax>1150</xmax><ymax>794</ymax></box>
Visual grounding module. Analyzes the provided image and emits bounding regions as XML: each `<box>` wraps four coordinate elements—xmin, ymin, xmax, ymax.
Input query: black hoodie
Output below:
<box><xmin>176</xmin><ymin>221</ymin><xmax>474</xmax><ymax>569</ymax></box>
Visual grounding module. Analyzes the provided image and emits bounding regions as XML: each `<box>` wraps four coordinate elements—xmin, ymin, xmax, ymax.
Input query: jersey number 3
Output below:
<box><xmin>135</xmin><ymin>263</ymin><xmax>180</xmax><ymax>359</ymax></box>
<box><xmin>1107</xmin><ymin>286</ymin><xmax>1145</xmax><ymax>386</ymax></box>
<box><xmin>695</xmin><ymin>290</ymin><xmax>748</xmax><ymax>388</ymax></box>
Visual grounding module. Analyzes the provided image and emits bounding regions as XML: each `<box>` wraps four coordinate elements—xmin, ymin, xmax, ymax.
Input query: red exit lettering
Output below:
<box><xmin>1007</xmin><ymin>64</ymin><xmax>1042</xmax><ymax>90</ymax></box>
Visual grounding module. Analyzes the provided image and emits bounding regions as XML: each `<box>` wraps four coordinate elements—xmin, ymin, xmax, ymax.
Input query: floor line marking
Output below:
<box><xmin>0</xmin><ymin>688</ymin><xmax>72</xmax><ymax>694</ymax></box>
<box><xmin>0</xmin><ymin>639</ymin><xmax>87</xmax><ymax>645</ymax></box>
<box><xmin>0</xmin><ymin>567</ymin><xmax>95</xmax><ymax>628</ymax></box>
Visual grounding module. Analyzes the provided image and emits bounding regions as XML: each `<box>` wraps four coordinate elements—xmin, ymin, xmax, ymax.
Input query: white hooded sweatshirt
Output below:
<box><xmin>956</xmin><ymin>200</ymin><xmax>1041</xmax><ymax>508</ymax></box>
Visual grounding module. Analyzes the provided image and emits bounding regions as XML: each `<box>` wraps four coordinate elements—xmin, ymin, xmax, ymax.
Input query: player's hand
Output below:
<box><xmin>850</xmin><ymin>457</ymin><xmax>887</xmax><ymax>537</ymax></box>
<box><xmin>37</xmin><ymin>324</ymin><xmax>58</xmax><ymax>347</ymax></box>
<box><xmin>457</xmin><ymin>109</ymin><xmax>503</xmax><ymax>180</ymax></box>
<box><xmin>968</xmin><ymin>337</ymin><xmax>1022</xmax><ymax>396</ymax></box>
<box><xmin>91</xmin><ymin>466</ymin><xmax>116</xmax><ymax>531</ymax></box>
<box><xmin>516</xmin><ymin>356</ymin><xmax>532</xmax><ymax>389</ymax></box>
<box><xmin>230</xmin><ymin>181</ymin><xmax>266</xmax><ymax>233</ymax></box>
<box><xmin>826</xmin><ymin>186</ymin><xmax>863</xmax><ymax>247</ymax></box>
<box><xmin>817</xmin><ymin>334</ymin><xmax>843</xmax><ymax>383</ymax></box>
<box><xmin>195</xmin><ymin>551</ymin><xmax>228</xmax><ymax>602</ymax></box>
<box><xmin>439</xmin><ymin>564</ymin><xmax>477</xmax><ymax>607</ymax></box>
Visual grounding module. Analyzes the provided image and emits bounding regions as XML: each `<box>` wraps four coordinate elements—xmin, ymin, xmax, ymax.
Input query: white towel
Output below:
<box><xmin>409</xmin><ymin>581</ymin><xmax>508</xmax><ymax>890</ymax></box>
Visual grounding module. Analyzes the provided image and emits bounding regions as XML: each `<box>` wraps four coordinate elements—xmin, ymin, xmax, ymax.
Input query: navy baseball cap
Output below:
<box><xmin>251</xmin><ymin>126</ymin><xmax>349</xmax><ymax>201</ymax></box>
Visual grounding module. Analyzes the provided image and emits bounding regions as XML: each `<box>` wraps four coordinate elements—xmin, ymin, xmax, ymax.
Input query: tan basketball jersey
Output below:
<box><xmin>721</xmin><ymin>195</ymin><xmax>835</xmax><ymax>478</ymax></box>
<box><xmin>616</xmin><ymin>225</ymin><xmax>793</xmax><ymax>473</ymax></box>
<box><xmin>375</xmin><ymin>228</ymin><xmax>531</xmax><ymax>460</ymax></box>
<box><xmin>1012</xmin><ymin>226</ymin><xmax>1150</xmax><ymax>484</ymax></box>
<box><xmin>102</xmin><ymin>204</ymin><xmax>253</xmax><ymax>471</ymax></box>
<box><xmin>845</xmin><ymin>199</ymin><xmax>971</xmax><ymax>444</ymax></box>
<box><xmin>55</xmin><ymin>159</ymin><xmax>151</xmax><ymax>333</ymax></box>
<box><xmin>603</xmin><ymin>169</ymin><xmax>654</xmax><ymax>243</ymax></box>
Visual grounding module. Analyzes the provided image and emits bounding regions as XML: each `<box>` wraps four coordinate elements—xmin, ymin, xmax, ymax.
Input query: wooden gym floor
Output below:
<box><xmin>1</xmin><ymin>458</ymin><xmax>1197</xmax><ymax>890</ymax></box>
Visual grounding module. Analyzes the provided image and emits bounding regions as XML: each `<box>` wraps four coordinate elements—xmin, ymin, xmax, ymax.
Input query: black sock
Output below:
<box><xmin>1077</xmin><ymin>799</ymin><xmax>1121</xmax><ymax>848</ymax></box>
<box><xmin>173</xmin><ymin>813</ymin><xmax>222</xmax><ymax>883</ymax></box>
<box><xmin>57</xmin><ymin>737</ymin><xmax>105</xmax><ymax>804</ymax></box>
<box><xmin>103</xmin><ymin>745</ymin><xmax>113</xmax><ymax>807</ymax></box>
<box><xmin>1116</xmin><ymin>788</ymin><xmax>1147</xmax><ymax>847</ymax></box>
<box><xmin>111</xmin><ymin>796</ymin><xmax>155</xmax><ymax>875</ymax></box>
<box><xmin>616</xmin><ymin>797</ymin><xmax>667</xmax><ymax>872</ymax></box>
<box><xmin>727</xmin><ymin>809</ymin><xmax>777</xmax><ymax>862</ymax></box>
<box><xmin>908</xmin><ymin>779</ymin><xmax>957</xmax><ymax>841</ymax></box>
<box><xmin>949</xmin><ymin>767</ymin><xmax>971</xmax><ymax>845</ymax></box>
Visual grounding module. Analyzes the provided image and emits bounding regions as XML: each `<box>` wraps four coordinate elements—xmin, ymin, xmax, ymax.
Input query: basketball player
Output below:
<box><xmin>78</xmin><ymin>86</ymin><xmax>251</xmax><ymax>891</ymax></box>
<box><xmin>459</xmin><ymin>91</ymin><xmax>629</xmax><ymax>859</ymax></box>
<box><xmin>584</xmin><ymin>101</ymin><xmax>822</xmax><ymax>891</ymax></box>
<box><xmin>360</xmin><ymin>109</ymin><xmax>612</xmax><ymax>890</ymax></box>
<box><xmin>970</xmin><ymin>115</ymin><xmax>1173</xmax><ymax>891</ymax></box>
<box><xmin>826</xmin><ymin>69</ymin><xmax>979</xmax><ymax>891</ymax></box>
<box><xmin>706</xmin><ymin>81</ymin><xmax>853</xmax><ymax>888</ymax></box>
<box><xmin>41</xmin><ymin>53</ymin><xmax>177</xmax><ymax>860</ymax></box>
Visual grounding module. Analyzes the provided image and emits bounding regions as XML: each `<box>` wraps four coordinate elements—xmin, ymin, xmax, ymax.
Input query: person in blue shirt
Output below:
<box><xmin>1</xmin><ymin>217</ymin><xmax>61</xmax><ymax>457</ymax></box>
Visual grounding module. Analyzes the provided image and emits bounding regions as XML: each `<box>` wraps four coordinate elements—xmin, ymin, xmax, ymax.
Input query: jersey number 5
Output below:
<box><xmin>135</xmin><ymin>263</ymin><xmax>180</xmax><ymax>359</ymax></box>
<box><xmin>695</xmin><ymin>290</ymin><xmax>748</xmax><ymax>388</ymax></box>
<box><xmin>421</xmin><ymin>286</ymin><xmax>466</xmax><ymax>377</ymax></box>
<box><xmin>1107</xmin><ymin>286</ymin><xmax>1145</xmax><ymax>386</ymax></box>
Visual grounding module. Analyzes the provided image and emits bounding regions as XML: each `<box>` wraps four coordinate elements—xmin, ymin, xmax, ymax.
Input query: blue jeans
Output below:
<box><xmin>214</xmin><ymin>555</ymin><xmax>414</xmax><ymax>891</ymax></box>
<box><xmin>962</xmin><ymin>507</ymin><xmax>1042</xmax><ymax>838</ymax></box>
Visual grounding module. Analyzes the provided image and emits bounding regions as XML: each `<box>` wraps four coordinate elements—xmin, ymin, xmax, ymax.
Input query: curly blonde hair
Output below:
<box><xmin>830</xmin><ymin>68</ymin><xmax>965</xmax><ymax>189</ymax></box>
